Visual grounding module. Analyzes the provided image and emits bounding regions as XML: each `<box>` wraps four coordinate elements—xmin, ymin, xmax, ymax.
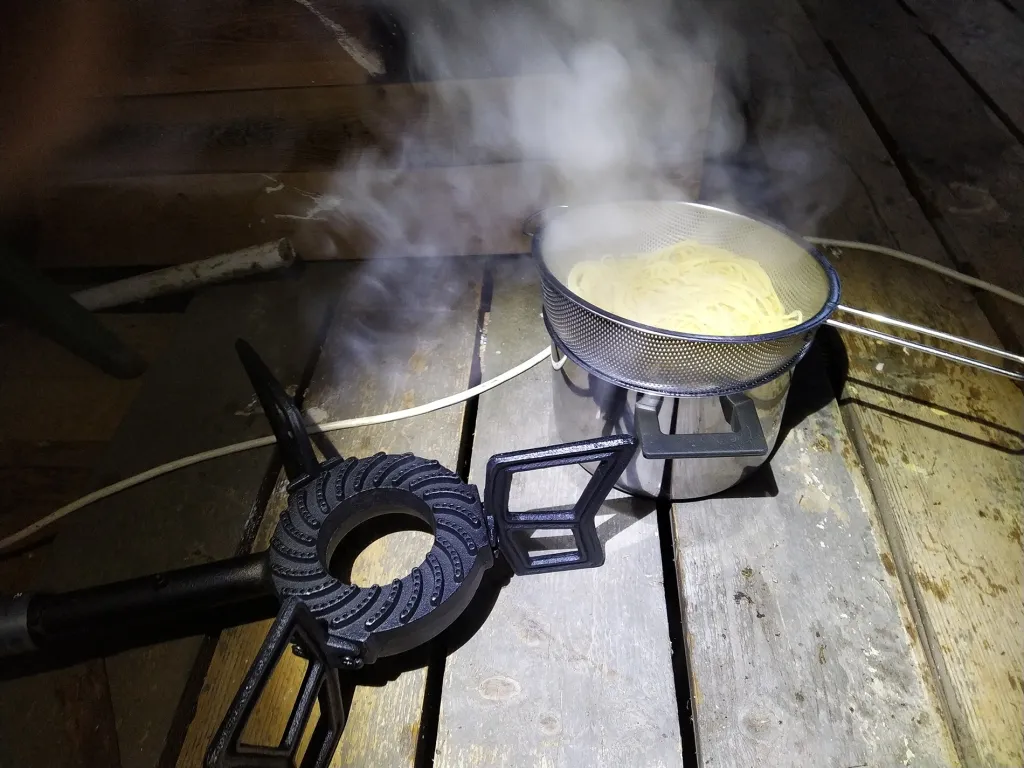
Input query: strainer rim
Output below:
<box><xmin>531</xmin><ymin>200</ymin><xmax>842</xmax><ymax>344</ymax></box>
<box><xmin>545</xmin><ymin>316</ymin><xmax>814</xmax><ymax>397</ymax></box>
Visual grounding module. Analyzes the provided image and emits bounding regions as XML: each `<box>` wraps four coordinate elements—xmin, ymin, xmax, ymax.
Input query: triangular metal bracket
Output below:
<box><xmin>485</xmin><ymin>434</ymin><xmax>637</xmax><ymax>575</ymax></box>
<box><xmin>206</xmin><ymin>598</ymin><xmax>344</xmax><ymax>768</ymax></box>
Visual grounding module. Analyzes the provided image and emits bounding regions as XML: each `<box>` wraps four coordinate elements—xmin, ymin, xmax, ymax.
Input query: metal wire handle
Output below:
<box><xmin>829</xmin><ymin>306</ymin><xmax>1024</xmax><ymax>382</ymax></box>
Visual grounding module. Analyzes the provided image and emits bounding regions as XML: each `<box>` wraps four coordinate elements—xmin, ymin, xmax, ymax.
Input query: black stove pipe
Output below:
<box><xmin>0</xmin><ymin>553</ymin><xmax>279</xmax><ymax>679</ymax></box>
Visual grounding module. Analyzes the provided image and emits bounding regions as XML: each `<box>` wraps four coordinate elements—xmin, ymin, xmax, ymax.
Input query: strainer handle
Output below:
<box><xmin>827</xmin><ymin>314</ymin><xmax>1024</xmax><ymax>382</ymax></box>
<box><xmin>634</xmin><ymin>394</ymin><xmax>768</xmax><ymax>460</ymax></box>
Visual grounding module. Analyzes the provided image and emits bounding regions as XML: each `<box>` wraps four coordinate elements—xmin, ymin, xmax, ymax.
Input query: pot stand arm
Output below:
<box><xmin>236</xmin><ymin>338</ymin><xmax>320</xmax><ymax>489</ymax></box>
<box><xmin>484</xmin><ymin>435</ymin><xmax>638</xmax><ymax>575</ymax></box>
<box><xmin>206</xmin><ymin>598</ymin><xmax>345</xmax><ymax>768</ymax></box>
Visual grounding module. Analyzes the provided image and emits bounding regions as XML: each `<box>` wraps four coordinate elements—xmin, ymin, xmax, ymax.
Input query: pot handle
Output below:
<box><xmin>634</xmin><ymin>394</ymin><xmax>768</xmax><ymax>459</ymax></box>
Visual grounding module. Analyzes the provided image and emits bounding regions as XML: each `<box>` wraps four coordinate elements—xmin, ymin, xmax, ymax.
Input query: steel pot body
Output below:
<box><xmin>529</xmin><ymin>201</ymin><xmax>829</xmax><ymax>499</ymax></box>
<box><xmin>550</xmin><ymin>345</ymin><xmax>791</xmax><ymax>500</ymax></box>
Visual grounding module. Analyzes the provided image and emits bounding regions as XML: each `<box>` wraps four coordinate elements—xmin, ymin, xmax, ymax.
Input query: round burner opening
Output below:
<box><xmin>320</xmin><ymin>487</ymin><xmax>435</xmax><ymax>588</ymax></box>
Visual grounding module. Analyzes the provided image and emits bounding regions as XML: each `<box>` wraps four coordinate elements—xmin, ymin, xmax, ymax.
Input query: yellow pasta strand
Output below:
<box><xmin>566</xmin><ymin>241</ymin><xmax>803</xmax><ymax>336</ymax></box>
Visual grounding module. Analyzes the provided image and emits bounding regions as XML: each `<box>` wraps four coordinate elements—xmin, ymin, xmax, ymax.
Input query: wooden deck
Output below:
<box><xmin>1</xmin><ymin>1</ymin><xmax>1021</xmax><ymax>766</ymax></box>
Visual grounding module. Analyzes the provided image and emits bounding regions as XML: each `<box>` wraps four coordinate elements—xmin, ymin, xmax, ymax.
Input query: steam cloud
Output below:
<box><xmin>300</xmin><ymin>0</ymin><xmax>838</xmax><ymax>379</ymax></box>
<box><xmin>307</xmin><ymin>0</ymin><xmax>724</xmax><ymax>250</ymax></box>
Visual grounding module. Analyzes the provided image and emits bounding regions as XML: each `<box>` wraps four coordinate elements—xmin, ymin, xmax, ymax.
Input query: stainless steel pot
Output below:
<box><xmin>550</xmin><ymin>345</ymin><xmax>791</xmax><ymax>499</ymax></box>
<box><xmin>528</xmin><ymin>201</ymin><xmax>834</xmax><ymax>499</ymax></box>
<box><xmin>528</xmin><ymin>200</ymin><xmax>1022</xmax><ymax>499</ymax></box>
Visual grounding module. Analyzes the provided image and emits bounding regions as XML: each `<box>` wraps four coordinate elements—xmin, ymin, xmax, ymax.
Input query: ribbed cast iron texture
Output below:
<box><xmin>269</xmin><ymin>453</ymin><xmax>492</xmax><ymax>664</ymax></box>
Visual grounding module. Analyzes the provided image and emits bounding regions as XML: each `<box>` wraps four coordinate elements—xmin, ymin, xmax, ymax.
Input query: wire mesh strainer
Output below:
<box><xmin>530</xmin><ymin>201</ymin><xmax>1023</xmax><ymax>396</ymax></box>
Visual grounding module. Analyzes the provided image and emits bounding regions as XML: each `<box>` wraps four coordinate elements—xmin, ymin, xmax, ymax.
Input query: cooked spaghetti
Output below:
<box><xmin>566</xmin><ymin>240</ymin><xmax>803</xmax><ymax>336</ymax></box>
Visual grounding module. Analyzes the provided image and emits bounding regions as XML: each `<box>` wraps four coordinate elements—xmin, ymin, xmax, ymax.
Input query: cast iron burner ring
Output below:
<box><xmin>269</xmin><ymin>453</ymin><xmax>493</xmax><ymax>667</ymax></box>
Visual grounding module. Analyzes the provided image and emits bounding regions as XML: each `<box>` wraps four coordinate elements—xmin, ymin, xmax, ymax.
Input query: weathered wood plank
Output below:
<box><xmin>33</xmin><ymin>165</ymin><xmax>558</xmax><ymax>268</ymax></box>
<box><xmin>0</xmin><ymin>314</ymin><xmax>179</xmax><ymax>444</ymax></box>
<box><xmin>37</xmin><ymin>53</ymin><xmax>713</xmax><ymax>269</ymax></box>
<box><xmin>838</xmin><ymin>252</ymin><xmax>1024</xmax><ymax>768</ymax></box>
<box><xmin>108</xmin><ymin>0</ymin><xmax>377</xmax><ymax>96</ymax></box>
<box><xmin>177</xmin><ymin>258</ymin><xmax>482</xmax><ymax>767</ymax></box>
<box><xmin>435</xmin><ymin>257</ymin><xmax>684</xmax><ymax>767</ymax></box>
<box><xmin>0</xmin><ymin>269</ymin><xmax>338</xmax><ymax>768</ymax></box>
<box><xmin>35</xmin><ymin>162</ymin><xmax>705</xmax><ymax>269</ymax></box>
<box><xmin>0</xmin><ymin>314</ymin><xmax>178</xmax><ymax>661</ymax></box>
<box><xmin>673</xmin><ymin>371</ymin><xmax>959</xmax><ymax>766</ymax></box>
<box><xmin>0</xmin><ymin>312</ymin><xmax>178</xmax><ymax>579</ymax></box>
<box><xmin>0</xmin><ymin>449</ymin><xmax>94</xmax><ymax>589</ymax></box>
<box><xmin>901</xmin><ymin>0</ymin><xmax>1024</xmax><ymax>139</ymax></box>
<box><xmin>0</xmin><ymin>661</ymin><xmax>121</xmax><ymax>768</ymax></box>
<box><xmin>72</xmin><ymin>60</ymin><xmax>713</xmax><ymax>179</ymax></box>
<box><xmin>802</xmin><ymin>0</ymin><xmax>1024</xmax><ymax>342</ymax></box>
<box><xmin>736</xmin><ymin>1</ymin><xmax>1024</xmax><ymax>763</ymax></box>
<box><xmin>0</xmin><ymin>315</ymin><xmax>178</xmax><ymax>767</ymax></box>
<box><xmin>71</xmin><ymin>77</ymin><xmax>566</xmax><ymax>178</ymax></box>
